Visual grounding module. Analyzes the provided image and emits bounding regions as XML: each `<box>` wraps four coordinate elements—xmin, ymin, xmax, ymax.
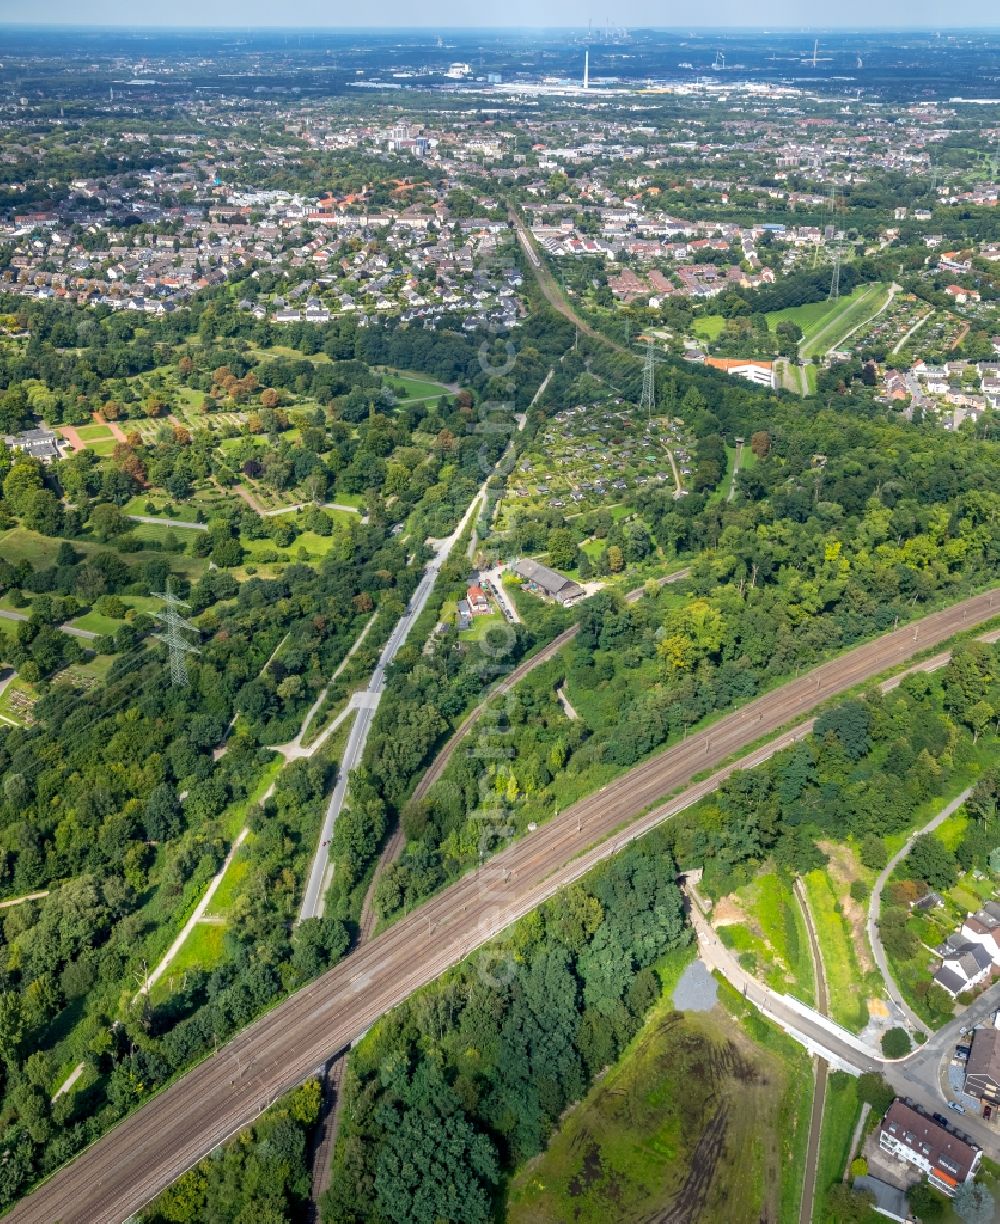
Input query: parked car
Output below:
<box><xmin>948</xmin><ymin>1102</ymin><xmax>966</xmax><ymax>1114</ymax></box>
<box><xmin>934</xmin><ymin>1113</ymin><xmax>950</xmax><ymax>1127</ymax></box>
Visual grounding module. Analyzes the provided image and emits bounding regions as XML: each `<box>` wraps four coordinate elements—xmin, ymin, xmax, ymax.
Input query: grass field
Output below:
<box><xmin>692</xmin><ymin>314</ymin><xmax>727</xmax><ymax>341</ymax></box>
<box><xmin>812</xmin><ymin>1072</ymin><xmax>863</xmax><ymax>1222</ymax></box>
<box><xmin>68</xmin><ymin>609</ymin><xmax>124</xmax><ymax>636</ymax></box>
<box><xmin>766</xmin><ymin>297</ymin><xmax>845</xmax><ymax>335</ymax></box>
<box><xmin>459</xmin><ymin>612</ymin><xmax>506</xmax><ymax>642</ymax></box>
<box><xmin>508</xmin><ymin>960</ymin><xmax>811</xmax><ymax>1224</ymax></box>
<box><xmin>76</xmin><ymin>423</ymin><xmax>114</xmax><ymax>441</ymax></box>
<box><xmin>800</xmin><ymin>283</ymin><xmax>891</xmax><ymax>359</ymax></box>
<box><xmin>802</xmin><ymin>869</ymin><xmax>869</xmax><ymax>1032</ymax></box>
<box><xmin>744</xmin><ymin>872</ymin><xmax>815</xmax><ymax>1004</ymax></box>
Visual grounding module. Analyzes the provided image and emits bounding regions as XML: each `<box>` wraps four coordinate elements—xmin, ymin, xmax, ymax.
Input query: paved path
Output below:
<box><xmin>9</xmin><ymin>591</ymin><xmax>1000</xmax><ymax>1224</ymax></box>
<box><xmin>867</xmin><ymin>783</ymin><xmax>978</xmax><ymax>1032</ymax></box>
<box><xmin>0</xmin><ymin>609</ymin><xmax>98</xmax><ymax>641</ymax></box>
<box><xmin>128</xmin><ymin>515</ymin><xmax>207</xmax><ymax>531</ymax></box>
<box><xmin>270</xmin><ymin>616</ymin><xmax>376</xmax><ymax>762</ymax></box>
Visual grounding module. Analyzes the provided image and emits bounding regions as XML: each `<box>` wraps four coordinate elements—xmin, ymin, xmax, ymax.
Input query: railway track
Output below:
<box><xmin>8</xmin><ymin>587</ymin><xmax>998</xmax><ymax>1224</ymax></box>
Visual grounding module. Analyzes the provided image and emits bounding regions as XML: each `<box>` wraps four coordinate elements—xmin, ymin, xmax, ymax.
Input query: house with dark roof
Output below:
<box><xmin>965</xmin><ymin>1020</ymin><xmax>1000</xmax><ymax>1107</ymax></box>
<box><xmin>510</xmin><ymin>558</ymin><xmax>585</xmax><ymax>606</ymax></box>
<box><xmin>878</xmin><ymin>1100</ymin><xmax>981</xmax><ymax>1197</ymax></box>
<box><xmin>853</xmin><ymin>1175</ymin><xmax>909</xmax><ymax>1222</ymax></box>
<box><xmin>934</xmin><ymin>938</ymin><xmax>994</xmax><ymax>998</ymax></box>
<box><xmin>4</xmin><ymin>427</ymin><xmax>64</xmax><ymax>463</ymax></box>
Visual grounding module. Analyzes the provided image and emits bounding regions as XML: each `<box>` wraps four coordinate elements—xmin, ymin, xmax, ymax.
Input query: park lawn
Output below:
<box><xmin>812</xmin><ymin>1071</ymin><xmax>863</xmax><ymax>1222</ymax></box>
<box><xmin>329</xmin><ymin>491</ymin><xmax>365</xmax><ymax>509</ymax></box>
<box><xmin>89</xmin><ymin>439</ymin><xmax>118</xmax><ymax>457</ymax></box>
<box><xmin>76</xmin><ymin>423</ymin><xmax>114</xmax><ymax>441</ymax></box>
<box><xmin>68</xmin><ymin>609</ymin><xmax>124</xmax><ymax>636</ymax></box>
<box><xmin>804</xmin><ymin>363</ymin><xmax>819</xmax><ymax>395</ymax></box>
<box><xmin>802</xmin><ymin>868</ymin><xmax>868</xmax><ymax>1032</ymax></box>
<box><xmin>241</xmin><ymin>529</ymin><xmax>339</xmax><ymax>564</ymax></box>
<box><xmin>693</xmin><ymin>314</ymin><xmax>726</xmax><ymax>341</ymax></box>
<box><xmin>381</xmin><ymin>370</ymin><xmax>450</xmax><ymax>401</ymax></box>
<box><xmin>507</xmin><ymin>975</ymin><xmax>802</xmax><ymax>1224</ymax></box>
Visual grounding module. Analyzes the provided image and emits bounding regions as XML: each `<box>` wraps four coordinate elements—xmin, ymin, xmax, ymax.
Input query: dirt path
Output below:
<box><xmin>57</xmin><ymin>424</ymin><xmax>86</xmax><ymax>452</ymax></box>
<box><xmin>727</xmin><ymin>440</ymin><xmax>744</xmax><ymax>502</ymax></box>
<box><xmin>138</xmin><ymin>827</ymin><xmax>249</xmax><ymax>1000</ymax></box>
<box><xmin>556</xmin><ymin>685</ymin><xmax>579</xmax><ymax>720</ymax></box>
<box><xmin>0</xmin><ymin>888</ymin><xmax>49</xmax><ymax>909</ymax></box>
<box><xmin>794</xmin><ymin>877</ymin><xmax>829</xmax><ymax>1224</ymax></box>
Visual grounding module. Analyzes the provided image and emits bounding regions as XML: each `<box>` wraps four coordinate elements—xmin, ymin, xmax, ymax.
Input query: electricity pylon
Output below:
<box><xmin>637</xmin><ymin>336</ymin><xmax>668</xmax><ymax>417</ymax></box>
<box><xmin>829</xmin><ymin>240</ymin><xmax>843</xmax><ymax>300</ymax></box>
<box><xmin>153</xmin><ymin>582</ymin><xmax>200</xmax><ymax>686</ymax></box>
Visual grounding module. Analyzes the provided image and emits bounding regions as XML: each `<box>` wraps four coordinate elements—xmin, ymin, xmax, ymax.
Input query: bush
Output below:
<box><xmin>850</xmin><ymin>1157</ymin><xmax>868</xmax><ymax>1178</ymax></box>
<box><xmin>849</xmin><ymin>879</ymin><xmax>869</xmax><ymax>903</ymax></box>
<box><xmin>881</xmin><ymin>1027</ymin><xmax>912</xmax><ymax>1058</ymax></box>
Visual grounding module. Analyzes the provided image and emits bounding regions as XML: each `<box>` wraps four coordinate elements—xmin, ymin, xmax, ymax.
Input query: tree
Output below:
<box><xmin>20</xmin><ymin>487</ymin><xmax>62</xmax><ymax>534</ymax></box>
<box><xmin>908</xmin><ymin>1182</ymin><xmax>947</xmax><ymax>1221</ymax></box>
<box><xmin>749</xmin><ymin>430</ymin><xmax>771</xmax><ymax>459</ymax></box>
<box><xmin>881</xmin><ymin>1027</ymin><xmax>911</xmax><ymax>1058</ymax></box>
<box><xmin>859</xmin><ymin>834</ymin><xmax>888</xmax><ymax>871</ymax></box>
<box><xmin>815</xmin><ymin>700</ymin><xmax>872</xmax><ymax>762</ymax></box>
<box><xmin>906</xmin><ymin>835</ymin><xmax>958</xmax><ymax>891</ymax></box>
<box><xmin>824</xmin><ymin>1184</ymin><xmax>876</xmax><ymax>1223</ymax></box>
<box><xmin>89</xmin><ymin>502</ymin><xmax>128</xmax><ymax>542</ymax></box>
<box><xmin>953</xmin><ymin>1181</ymin><xmax>996</xmax><ymax>1224</ymax></box>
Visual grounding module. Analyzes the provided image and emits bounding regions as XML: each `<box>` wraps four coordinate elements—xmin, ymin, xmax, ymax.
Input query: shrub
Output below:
<box><xmin>881</xmin><ymin>1027</ymin><xmax>911</xmax><ymax>1058</ymax></box>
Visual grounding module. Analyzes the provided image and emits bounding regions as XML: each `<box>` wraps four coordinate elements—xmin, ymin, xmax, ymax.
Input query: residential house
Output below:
<box><xmin>964</xmin><ymin>1018</ymin><xmax>1000</xmax><ymax>1108</ymax></box>
<box><xmin>878</xmin><ymin>1100</ymin><xmax>981</xmax><ymax>1197</ymax></box>
<box><xmin>3</xmin><ymin>427</ymin><xmax>64</xmax><ymax>463</ymax></box>
<box><xmin>466</xmin><ymin>585</ymin><xmax>490</xmax><ymax>616</ymax></box>
<box><xmin>934</xmin><ymin>939</ymin><xmax>993</xmax><ymax>998</ymax></box>
<box><xmin>510</xmin><ymin>558</ymin><xmax>585</xmax><ymax>606</ymax></box>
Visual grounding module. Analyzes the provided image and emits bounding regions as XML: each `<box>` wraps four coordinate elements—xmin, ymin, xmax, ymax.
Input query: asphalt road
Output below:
<box><xmin>0</xmin><ymin>608</ymin><xmax>98</xmax><ymax>641</ymax></box>
<box><xmin>8</xmin><ymin>588</ymin><xmax>999</xmax><ymax>1224</ymax></box>
<box><xmin>867</xmin><ymin>784</ymin><xmax>978</xmax><ymax>1032</ymax></box>
<box><xmin>297</xmin><ymin>503</ymin><xmax>478</xmax><ymax>922</ymax></box>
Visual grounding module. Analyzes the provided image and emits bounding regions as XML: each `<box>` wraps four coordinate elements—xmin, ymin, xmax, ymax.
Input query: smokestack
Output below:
<box><xmin>584</xmin><ymin>49</ymin><xmax>589</xmax><ymax>89</ymax></box>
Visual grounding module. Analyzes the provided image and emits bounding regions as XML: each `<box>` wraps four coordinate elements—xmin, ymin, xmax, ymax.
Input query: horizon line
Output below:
<box><xmin>3</xmin><ymin>21</ymin><xmax>1000</xmax><ymax>31</ymax></box>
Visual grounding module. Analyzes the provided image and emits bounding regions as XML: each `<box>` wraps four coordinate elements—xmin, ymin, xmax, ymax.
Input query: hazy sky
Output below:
<box><xmin>2</xmin><ymin>1</ymin><xmax>998</xmax><ymax>28</ymax></box>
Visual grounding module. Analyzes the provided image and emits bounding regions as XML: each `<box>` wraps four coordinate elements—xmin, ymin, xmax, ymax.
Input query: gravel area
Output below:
<box><xmin>673</xmin><ymin>958</ymin><xmax>719</xmax><ymax>1012</ymax></box>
